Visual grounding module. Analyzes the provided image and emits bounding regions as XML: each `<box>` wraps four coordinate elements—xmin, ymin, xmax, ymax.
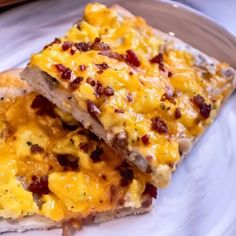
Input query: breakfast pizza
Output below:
<box><xmin>0</xmin><ymin>69</ymin><xmax>154</xmax><ymax>234</ymax></box>
<box><xmin>21</xmin><ymin>3</ymin><xmax>236</xmax><ymax>188</ymax></box>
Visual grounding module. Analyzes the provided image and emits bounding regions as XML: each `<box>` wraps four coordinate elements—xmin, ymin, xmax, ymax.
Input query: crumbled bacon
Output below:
<box><xmin>44</xmin><ymin>37</ymin><xmax>61</xmax><ymax>49</ymax></box>
<box><xmin>116</xmin><ymin>162</ymin><xmax>134</xmax><ymax>187</ymax></box>
<box><xmin>168</xmin><ymin>71</ymin><xmax>173</xmax><ymax>77</ymax></box>
<box><xmin>30</xmin><ymin>144</ymin><xmax>44</xmax><ymax>154</ymax></box>
<box><xmin>70</xmin><ymin>76</ymin><xmax>83</xmax><ymax>90</ymax></box>
<box><xmin>87</xmin><ymin>100</ymin><xmax>101</xmax><ymax>118</ymax></box>
<box><xmin>79</xmin><ymin>65</ymin><xmax>87</xmax><ymax>71</ymax></box>
<box><xmin>115</xmin><ymin>109</ymin><xmax>124</xmax><ymax>113</ymax></box>
<box><xmin>70</xmin><ymin>49</ymin><xmax>76</xmax><ymax>55</ymax></box>
<box><xmin>90</xmin><ymin>147</ymin><xmax>104</xmax><ymax>162</ymax></box>
<box><xmin>151</xmin><ymin>117</ymin><xmax>168</xmax><ymax>134</ymax></box>
<box><xmin>55</xmin><ymin>64</ymin><xmax>72</xmax><ymax>80</ymax></box>
<box><xmin>125</xmin><ymin>50</ymin><xmax>141</xmax><ymax>67</ymax></box>
<box><xmin>75</xmin><ymin>42</ymin><xmax>91</xmax><ymax>52</ymax></box>
<box><xmin>127</xmin><ymin>92</ymin><xmax>133</xmax><ymax>103</ymax></box>
<box><xmin>31</xmin><ymin>95</ymin><xmax>56</xmax><ymax>117</ymax></box>
<box><xmin>99</xmin><ymin>51</ymin><xmax>124</xmax><ymax>61</ymax></box>
<box><xmin>175</xmin><ymin>108</ymin><xmax>182</xmax><ymax>119</ymax></box>
<box><xmin>57</xmin><ymin>154</ymin><xmax>79</xmax><ymax>170</ymax></box>
<box><xmin>150</xmin><ymin>53</ymin><xmax>165</xmax><ymax>71</ymax></box>
<box><xmin>95</xmin><ymin>82</ymin><xmax>104</xmax><ymax>97</ymax></box>
<box><xmin>86</xmin><ymin>77</ymin><xmax>96</xmax><ymax>86</ymax></box>
<box><xmin>103</xmin><ymin>86</ymin><xmax>114</xmax><ymax>96</ymax></box>
<box><xmin>143</xmin><ymin>183</ymin><xmax>157</xmax><ymax>199</ymax></box>
<box><xmin>62</xmin><ymin>41</ymin><xmax>72</xmax><ymax>51</ymax></box>
<box><xmin>91</xmin><ymin>37</ymin><xmax>110</xmax><ymax>51</ymax></box>
<box><xmin>28</xmin><ymin>176</ymin><xmax>50</xmax><ymax>195</ymax></box>
<box><xmin>141</xmin><ymin>134</ymin><xmax>149</xmax><ymax>145</ymax></box>
<box><xmin>79</xmin><ymin>143</ymin><xmax>90</xmax><ymax>153</ymax></box>
<box><xmin>96</xmin><ymin>63</ymin><xmax>109</xmax><ymax>74</ymax></box>
<box><xmin>161</xmin><ymin>88</ymin><xmax>176</xmax><ymax>104</ymax></box>
<box><xmin>192</xmin><ymin>94</ymin><xmax>211</xmax><ymax>119</ymax></box>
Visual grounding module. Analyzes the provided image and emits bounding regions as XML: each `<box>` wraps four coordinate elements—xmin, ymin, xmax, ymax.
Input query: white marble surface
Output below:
<box><xmin>0</xmin><ymin>1</ymin><xmax>236</xmax><ymax>236</ymax></box>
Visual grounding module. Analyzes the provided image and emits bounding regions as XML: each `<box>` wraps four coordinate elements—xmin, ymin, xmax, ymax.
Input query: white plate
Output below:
<box><xmin>1</xmin><ymin>0</ymin><xmax>236</xmax><ymax>235</ymax></box>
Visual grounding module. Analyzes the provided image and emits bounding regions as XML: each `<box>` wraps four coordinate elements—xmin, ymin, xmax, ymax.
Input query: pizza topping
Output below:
<box><xmin>103</xmin><ymin>86</ymin><xmax>114</xmax><ymax>96</ymax></box>
<box><xmin>91</xmin><ymin>37</ymin><xmax>110</xmax><ymax>51</ymax></box>
<box><xmin>143</xmin><ymin>183</ymin><xmax>157</xmax><ymax>198</ymax></box>
<box><xmin>99</xmin><ymin>50</ymin><xmax>124</xmax><ymax>61</ymax></box>
<box><xmin>114</xmin><ymin>109</ymin><xmax>124</xmax><ymax>113</ymax></box>
<box><xmin>75</xmin><ymin>42</ymin><xmax>91</xmax><ymax>52</ymax></box>
<box><xmin>90</xmin><ymin>147</ymin><xmax>103</xmax><ymax>162</ymax></box>
<box><xmin>70</xmin><ymin>76</ymin><xmax>83</xmax><ymax>90</ymax></box>
<box><xmin>141</xmin><ymin>134</ymin><xmax>149</xmax><ymax>145</ymax></box>
<box><xmin>87</xmin><ymin>100</ymin><xmax>101</xmax><ymax>118</ymax></box>
<box><xmin>57</xmin><ymin>154</ymin><xmax>79</xmax><ymax>170</ymax></box>
<box><xmin>127</xmin><ymin>92</ymin><xmax>133</xmax><ymax>103</ymax></box>
<box><xmin>94</xmin><ymin>82</ymin><xmax>104</xmax><ymax>97</ymax></box>
<box><xmin>161</xmin><ymin>88</ymin><xmax>176</xmax><ymax>104</ymax></box>
<box><xmin>55</xmin><ymin>64</ymin><xmax>72</xmax><ymax>80</ymax></box>
<box><xmin>192</xmin><ymin>94</ymin><xmax>211</xmax><ymax>119</ymax></box>
<box><xmin>150</xmin><ymin>53</ymin><xmax>165</xmax><ymax>71</ymax></box>
<box><xmin>30</xmin><ymin>144</ymin><xmax>44</xmax><ymax>154</ymax></box>
<box><xmin>79</xmin><ymin>65</ymin><xmax>87</xmax><ymax>71</ymax></box>
<box><xmin>151</xmin><ymin>117</ymin><xmax>168</xmax><ymax>134</ymax></box>
<box><xmin>44</xmin><ymin>37</ymin><xmax>61</xmax><ymax>49</ymax></box>
<box><xmin>116</xmin><ymin>162</ymin><xmax>134</xmax><ymax>187</ymax></box>
<box><xmin>31</xmin><ymin>95</ymin><xmax>56</xmax><ymax>117</ymax></box>
<box><xmin>175</xmin><ymin>108</ymin><xmax>182</xmax><ymax>119</ymax></box>
<box><xmin>28</xmin><ymin>176</ymin><xmax>50</xmax><ymax>195</ymax></box>
<box><xmin>125</xmin><ymin>50</ymin><xmax>141</xmax><ymax>67</ymax></box>
<box><xmin>62</xmin><ymin>41</ymin><xmax>72</xmax><ymax>51</ymax></box>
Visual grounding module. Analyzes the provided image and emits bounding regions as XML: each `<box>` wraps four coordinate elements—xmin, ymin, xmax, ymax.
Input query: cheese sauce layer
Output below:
<box><xmin>29</xmin><ymin>3</ymin><xmax>234</xmax><ymax>176</ymax></box>
<box><xmin>0</xmin><ymin>92</ymin><xmax>151</xmax><ymax>221</ymax></box>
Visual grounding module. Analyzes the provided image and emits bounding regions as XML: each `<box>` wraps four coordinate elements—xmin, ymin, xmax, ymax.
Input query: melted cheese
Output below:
<box><xmin>29</xmin><ymin>3</ymin><xmax>233</xmax><ymax>176</ymax></box>
<box><xmin>0</xmin><ymin>93</ymin><xmax>149</xmax><ymax>221</ymax></box>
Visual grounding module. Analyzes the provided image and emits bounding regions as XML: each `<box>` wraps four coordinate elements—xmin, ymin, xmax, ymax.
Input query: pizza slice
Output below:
<box><xmin>0</xmin><ymin>69</ymin><xmax>153</xmax><ymax>234</ymax></box>
<box><xmin>21</xmin><ymin>3</ymin><xmax>236</xmax><ymax>187</ymax></box>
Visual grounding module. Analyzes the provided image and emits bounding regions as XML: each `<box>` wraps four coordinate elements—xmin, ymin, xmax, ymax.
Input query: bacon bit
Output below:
<box><xmin>143</xmin><ymin>183</ymin><xmax>157</xmax><ymax>199</ymax></box>
<box><xmin>62</xmin><ymin>41</ymin><xmax>72</xmax><ymax>51</ymax></box>
<box><xmin>125</xmin><ymin>49</ymin><xmax>141</xmax><ymax>67</ymax></box>
<box><xmin>79</xmin><ymin>65</ymin><xmax>87</xmax><ymax>71</ymax></box>
<box><xmin>70</xmin><ymin>49</ymin><xmax>76</xmax><ymax>55</ymax></box>
<box><xmin>150</xmin><ymin>53</ymin><xmax>165</xmax><ymax>71</ymax></box>
<box><xmin>103</xmin><ymin>86</ymin><xmax>114</xmax><ymax>96</ymax></box>
<box><xmin>55</xmin><ymin>64</ymin><xmax>72</xmax><ymax>80</ymax></box>
<box><xmin>192</xmin><ymin>94</ymin><xmax>211</xmax><ymax>119</ymax></box>
<box><xmin>79</xmin><ymin>143</ymin><xmax>90</xmax><ymax>153</ymax></box>
<box><xmin>141</xmin><ymin>134</ymin><xmax>149</xmax><ymax>145</ymax></box>
<box><xmin>168</xmin><ymin>71</ymin><xmax>173</xmax><ymax>77</ymax></box>
<box><xmin>151</xmin><ymin>117</ymin><xmax>168</xmax><ymax>134</ymax></box>
<box><xmin>90</xmin><ymin>147</ymin><xmax>104</xmax><ymax>162</ymax></box>
<box><xmin>95</xmin><ymin>63</ymin><xmax>109</xmax><ymax>74</ymax></box>
<box><xmin>30</xmin><ymin>144</ymin><xmax>44</xmax><ymax>154</ymax></box>
<box><xmin>28</xmin><ymin>176</ymin><xmax>50</xmax><ymax>195</ymax></box>
<box><xmin>31</xmin><ymin>95</ymin><xmax>56</xmax><ymax>117</ymax></box>
<box><xmin>75</xmin><ymin>42</ymin><xmax>91</xmax><ymax>52</ymax></box>
<box><xmin>86</xmin><ymin>77</ymin><xmax>96</xmax><ymax>86</ymax></box>
<box><xmin>91</xmin><ymin>37</ymin><xmax>110</xmax><ymax>51</ymax></box>
<box><xmin>99</xmin><ymin>51</ymin><xmax>124</xmax><ymax>61</ymax></box>
<box><xmin>161</xmin><ymin>88</ymin><xmax>176</xmax><ymax>104</ymax></box>
<box><xmin>175</xmin><ymin>108</ymin><xmax>182</xmax><ymax>119</ymax></box>
<box><xmin>44</xmin><ymin>37</ymin><xmax>61</xmax><ymax>49</ymax></box>
<box><xmin>95</xmin><ymin>82</ymin><xmax>104</xmax><ymax>97</ymax></box>
<box><xmin>127</xmin><ymin>92</ymin><xmax>133</xmax><ymax>103</ymax></box>
<box><xmin>115</xmin><ymin>109</ymin><xmax>124</xmax><ymax>113</ymax></box>
<box><xmin>116</xmin><ymin>162</ymin><xmax>134</xmax><ymax>187</ymax></box>
<box><xmin>57</xmin><ymin>154</ymin><xmax>79</xmax><ymax>170</ymax></box>
<box><xmin>70</xmin><ymin>76</ymin><xmax>83</xmax><ymax>90</ymax></box>
<box><xmin>101</xmin><ymin>174</ymin><xmax>107</xmax><ymax>180</ymax></box>
<box><xmin>87</xmin><ymin>100</ymin><xmax>101</xmax><ymax>118</ymax></box>
<box><xmin>112</xmin><ymin>131</ymin><xmax>128</xmax><ymax>148</ymax></box>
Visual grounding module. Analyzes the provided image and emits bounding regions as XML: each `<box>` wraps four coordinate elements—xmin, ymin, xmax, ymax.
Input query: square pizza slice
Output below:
<box><xmin>21</xmin><ymin>3</ymin><xmax>236</xmax><ymax>187</ymax></box>
<box><xmin>0</xmin><ymin>69</ymin><xmax>153</xmax><ymax>234</ymax></box>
